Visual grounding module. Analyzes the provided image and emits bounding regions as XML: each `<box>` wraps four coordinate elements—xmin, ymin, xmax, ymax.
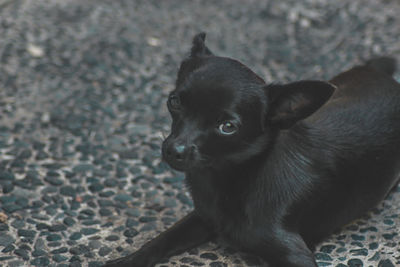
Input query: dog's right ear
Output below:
<box><xmin>266</xmin><ymin>80</ymin><xmax>336</xmax><ymax>129</ymax></box>
<box><xmin>190</xmin><ymin>32</ymin><xmax>213</xmax><ymax>57</ymax></box>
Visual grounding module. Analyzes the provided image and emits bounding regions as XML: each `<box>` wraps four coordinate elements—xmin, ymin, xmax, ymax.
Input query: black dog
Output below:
<box><xmin>105</xmin><ymin>33</ymin><xmax>400</xmax><ymax>267</ymax></box>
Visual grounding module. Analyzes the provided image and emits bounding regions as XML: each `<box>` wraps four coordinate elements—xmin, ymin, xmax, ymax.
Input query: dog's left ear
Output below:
<box><xmin>190</xmin><ymin>32</ymin><xmax>213</xmax><ymax>57</ymax></box>
<box><xmin>267</xmin><ymin>81</ymin><xmax>336</xmax><ymax>128</ymax></box>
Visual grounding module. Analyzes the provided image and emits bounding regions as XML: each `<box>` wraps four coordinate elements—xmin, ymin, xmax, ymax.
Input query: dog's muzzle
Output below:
<box><xmin>162</xmin><ymin>140</ymin><xmax>198</xmax><ymax>171</ymax></box>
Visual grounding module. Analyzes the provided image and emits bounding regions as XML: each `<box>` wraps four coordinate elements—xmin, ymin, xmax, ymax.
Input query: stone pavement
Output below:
<box><xmin>0</xmin><ymin>0</ymin><xmax>399</xmax><ymax>266</ymax></box>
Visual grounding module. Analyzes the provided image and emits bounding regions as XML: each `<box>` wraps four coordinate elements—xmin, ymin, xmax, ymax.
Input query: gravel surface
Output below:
<box><xmin>0</xmin><ymin>0</ymin><xmax>400</xmax><ymax>266</ymax></box>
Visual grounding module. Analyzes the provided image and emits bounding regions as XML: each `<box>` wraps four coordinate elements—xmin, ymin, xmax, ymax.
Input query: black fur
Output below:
<box><xmin>104</xmin><ymin>33</ymin><xmax>400</xmax><ymax>267</ymax></box>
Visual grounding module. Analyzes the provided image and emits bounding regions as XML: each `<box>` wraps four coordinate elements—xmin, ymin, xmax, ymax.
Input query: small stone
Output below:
<box><xmin>81</xmin><ymin>209</ymin><xmax>95</xmax><ymax>216</ymax></box>
<box><xmin>118</xmin><ymin>150</ymin><xmax>138</xmax><ymax>159</ymax></box>
<box><xmin>73</xmin><ymin>164</ymin><xmax>94</xmax><ymax>173</ymax></box>
<box><xmin>53</xmin><ymin>254</ymin><xmax>68</xmax><ymax>263</ymax></box>
<box><xmin>44</xmin><ymin>176</ymin><xmax>63</xmax><ymax>186</ymax></box>
<box><xmin>210</xmin><ymin>262</ymin><xmax>227</xmax><ymax>267</ymax></box>
<box><xmin>98</xmin><ymin>246</ymin><xmax>112</xmax><ymax>256</ymax></box>
<box><xmin>26</xmin><ymin>218</ymin><xmax>37</xmax><ymax>224</ymax></box>
<box><xmin>0</xmin><ymin>171</ymin><xmax>15</xmax><ymax>180</ymax></box>
<box><xmin>32</xmin><ymin>249</ymin><xmax>46</xmax><ymax>257</ymax></box>
<box><xmin>140</xmin><ymin>222</ymin><xmax>157</xmax><ymax>232</ymax></box>
<box><xmin>60</xmin><ymin>186</ymin><xmax>76</xmax><ymax>197</ymax></box>
<box><xmin>88</xmin><ymin>261</ymin><xmax>103</xmax><ymax>267</ymax></box>
<box><xmin>360</xmin><ymin>226</ymin><xmax>378</xmax><ymax>233</ymax></box>
<box><xmin>46</xmin><ymin>234</ymin><xmax>61</xmax><ymax>241</ymax></box>
<box><xmin>70</xmin><ymin>201</ymin><xmax>80</xmax><ymax>210</ymax></box>
<box><xmin>98</xmin><ymin>199</ymin><xmax>113</xmax><ymax>207</ymax></box>
<box><xmin>70</xmin><ymin>245</ymin><xmax>90</xmax><ymax>255</ymax></box>
<box><xmin>102</xmin><ymin>222</ymin><xmax>113</xmax><ymax>228</ymax></box>
<box><xmin>82</xmin><ymin>219</ymin><xmax>100</xmax><ymax>226</ymax></box>
<box><xmin>125</xmin><ymin>218</ymin><xmax>138</xmax><ymax>228</ymax></box>
<box><xmin>369</xmin><ymin>242</ymin><xmax>379</xmax><ymax>250</ymax></box>
<box><xmin>99</xmin><ymin>208</ymin><xmax>112</xmax><ymax>216</ymax></box>
<box><xmin>114</xmin><ymin>194</ymin><xmax>133</xmax><ymax>202</ymax></box>
<box><xmin>350</xmin><ymin>234</ymin><xmax>365</xmax><ymax>241</ymax></box>
<box><xmin>162</xmin><ymin>216</ymin><xmax>176</xmax><ymax>225</ymax></box>
<box><xmin>27</xmin><ymin>43</ymin><xmax>44</xmax><ymax>57</ymax></box>
<box><xmin>350</xmin><ymin>248</ymin><xmax>368</xmax><ymax>256</ymax></box>
<box><xmin>69</xmin><ymin>255</ymin><xmax>81</xmax><ymax>263</ymax></box>
<box><xmin>114</xmin><ymin>225</ymin><xmax>125</xmax><ymax>232</ymax></box>
<box><xmin>3</xmin><ymin>182</ymin><xmax>14</xmax><ymax>193</ymax></box>
<box><xmin>336</xmin><ymin>247</ymin><xmax>347</xmax><ymax>253</ymax></box>
<box><xmin>383</xmin><ymin>219</ymin><xmax>394</xmax><ymax>225</ymax></box>
<box><xmin>105</xmin><ymin>235</ymin><xmax>119</xmax><ymax>241</ymax></box>
<box><xmin>2</xmin><ymin>203</ymin><xmax>22</xmax><ymax>213</ymax></box>
<box><xmin>200</xmin><ymin>253</ymin><xmax>218</xmax><ymax>260</ymax></box>
<box><xmin>34</xmin><ymin>238</ymin><xmax>45</xmax><ymax>250</ymax></box>
<box><xmin>19</xmin><ymin>244</ymin><xmax>31</xmax><ymax>251</ymax></box>
<box><xmin>315</xmin><ymin>253</ymin><xmax>332</xmax><ymax>261</ymax></box>
<box><xmin>123</xmin><ymin>228</ymin><xmax>138</xmax><ymax>238</ymax></box>
<box><xmin>8</xmin><ymin>260</ymin><xmax>25</xmax><ymax>267</ymax></box>
<box><xmin>139</xmin><ymin>216</ymin><xmax>157</xmax><ymax>223</ymax></box>
<box><xmin>44</xmin><ymin>206</ymin><xmax>57</xmax><ymax>215</ymax></box>
<box><xmin>17</xmin><ymin>229</ymin><xmax>36</xmax><ymax>238</ymax></box>
<box><xmin>51</xmin><ymin>247</ymin><xmax>68</xmax><ymax>254</ymax></box>
<box><xmin>30</xmin><ymin>256</ymin><xmax>50</xmax><ymax>266</ymax></box>
<box><xmin>382</xmin><ymin>233</ymin><xmax>397</xmax><ymax>240</ymax></box>
<box><xmin>89</xmin><ymin>183</ymin><xmax>104</xmax><ymax>192</ymax></box>
<box><xmin>378</xmin><ymin>259</ymin><xmax>395</xmax><ymax>267</ymax></box>
<box><xmin>99</xmin><ymin>191</ymin><xmax>115</xmax><ymax>197</ymax></box>
<box><xmin>2</xmin><ymin>244</ymin><xmax>15</xmax><ymax>253</ymax></box>
<box><xmin>49</xmin><ymin>224</ymin><xmax>67</xmax><ymax>232</ymax></box>
<box><xmin>35</xmin><ymin>223</ymin><xmax>49</xmax><ymax>231</ymax></box>
<box><xmin>348</xmin><ymin>258</ymin><xmax>363</xmax><ymax>267</ymax></box>
<box><xmin>180</xmin><ymin>257</ymin><xmax>195</xmax><ymax>263</ymax></box>
<box><xmin>81</xmin><ymin>228</ymin><xmax>99</xmax><ymax>235</ymax></box>
<box><xmin>164</xmin><ymin>198</ymin><xmax>177</xmax><ymax>208</ymax></box>
<box><xmin>177</xmin><ymin>193</ymin><xmax>193</xmax><ymax>206</ymax></box>
<box><xmin>48</xmin><ymin>241</ymin><xmax>62</xmax><ymax>247</ymax></box>
<box><xmin>88</xmin><ymin>240</ymin><xmax>102</xmax><ymax>249</ymax></box>
<box><xmin>63</xmin><ymin>217</ymin><xmax>76</xmax><ymax>226</ymax></box>
<box><xmin>14</xmin><ymin>248</ymin><xmax>30</xmax><ymax>260</ymax></box>
<box><xmin>69</xmin><ymin>232</ymin><xmax>82</xmax><ymax>240</ymax></box>
<box><xmin>104</xmin><ymin>179</ymin><xmax>118</xmax><ymax>187</ymax></box>
<box><xmin>0</xmin><ymin>195</ymin><xmax>17</xmax><ymax>204</ymax></box>
<box><xmin>0</xmin><ymin>223</ymin><xmax>9</xmax><ymax>231</ymax></box>
<box><xmin>369</xmin><ymin>252</ymin><xmax>380</xmax><ymax>261</ymax></box>
<box><xmin>350</xmin><ymin>241</ymin><xmax>363</xmax><ymax>247</ymax></box>
<box><xmin>125</xmin><ymin>208</ymin><xmax>140</xmax><ymax>217</ymax></box>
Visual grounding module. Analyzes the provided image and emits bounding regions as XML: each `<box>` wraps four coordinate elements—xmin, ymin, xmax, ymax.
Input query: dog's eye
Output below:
<box><xmin>168</xmin><ymin>95</ymin><xmax>181</xmax><ymax>110</ymax></box>
<box><xmin>218</xmin><ymin>121</ymin><xmax>238</xmax><ymax>136</ymax></box>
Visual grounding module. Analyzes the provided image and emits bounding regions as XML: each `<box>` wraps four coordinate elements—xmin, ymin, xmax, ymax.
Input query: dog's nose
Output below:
<box><xmin>163</xmin><ymin>141</ymin><xmax>197</xmax><ymax>171</ymax></box>
<box><xmin>171</xmin><ymin>144</ymin><xmax>186</xmax><ymax>161</ymax></box>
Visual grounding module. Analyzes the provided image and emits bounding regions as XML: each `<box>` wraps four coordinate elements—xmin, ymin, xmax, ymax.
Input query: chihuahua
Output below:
<box><xmin>105</xmin><ymin>33</ymin><xmax>400</xmax><ymax>267</ymax></box>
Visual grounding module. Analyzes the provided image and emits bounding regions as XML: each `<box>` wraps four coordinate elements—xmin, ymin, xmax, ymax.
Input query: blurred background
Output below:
<box><xmin>0</xmin><ymin>0</ymin><xmax>399</xmax><ymax>266</ymax></box>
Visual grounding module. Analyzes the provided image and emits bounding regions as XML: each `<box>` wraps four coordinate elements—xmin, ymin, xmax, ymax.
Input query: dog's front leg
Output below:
<box><xmin>103</xmin><ymin>211</ymin><xmax>214</xmax><ymax>267</ymax></box>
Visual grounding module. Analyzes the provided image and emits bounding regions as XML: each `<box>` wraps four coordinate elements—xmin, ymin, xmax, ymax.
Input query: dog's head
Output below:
<box><xmin>162</xmin><ymin>33</ymin><xmax>335</xmax><ymax>172</ymax></box>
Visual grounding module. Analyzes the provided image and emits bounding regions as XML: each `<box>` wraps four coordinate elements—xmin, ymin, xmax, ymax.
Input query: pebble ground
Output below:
<box><xmin>0</xmin><ymin>0</ymin><xmax>400</xmax><ymax>266</ymax></box>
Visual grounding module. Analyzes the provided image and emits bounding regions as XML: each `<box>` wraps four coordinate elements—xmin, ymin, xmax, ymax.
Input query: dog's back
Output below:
<box><xmin>294</xmin><ymin>58</ymin><xmax>400</xmax><ymax>245</ymax></box>
<box><xmin>310</xmin><ymin>58</ymin><xmax>400</xmax><ymax>148</ymax></box>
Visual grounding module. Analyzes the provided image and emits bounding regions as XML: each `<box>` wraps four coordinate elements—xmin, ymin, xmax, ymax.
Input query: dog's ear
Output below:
<box><xmin>267</xmin><ymin>81</ymin><xmax>336</xmax><ymax>128</ymax></box>
<box><xmin>190</xmin><ymin>32</ymin><xmax>213</xmax><ymax>57</ymax></box>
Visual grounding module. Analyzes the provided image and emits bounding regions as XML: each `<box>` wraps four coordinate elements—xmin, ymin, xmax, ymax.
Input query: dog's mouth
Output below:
<box><xmin>163</xmin><ymin>158</ymin><xmax>188</xmax><ymax>172</ymax></box>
